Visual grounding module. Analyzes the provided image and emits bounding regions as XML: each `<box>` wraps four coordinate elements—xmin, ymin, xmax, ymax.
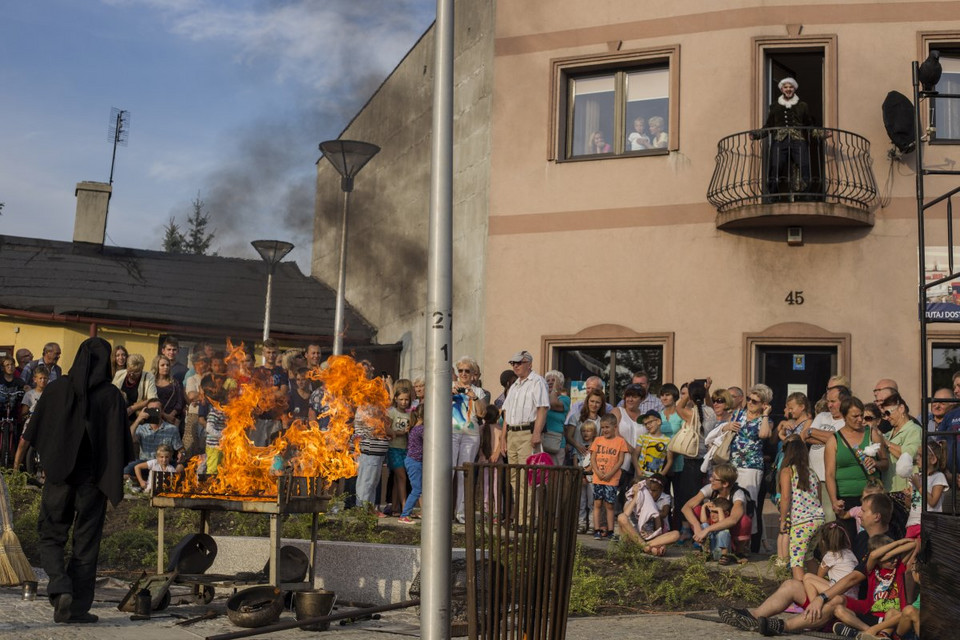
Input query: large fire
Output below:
<box><xmin>169</xmin><ymin>343</ymin><xmax>389</xmax><ymax>500</ymax></box>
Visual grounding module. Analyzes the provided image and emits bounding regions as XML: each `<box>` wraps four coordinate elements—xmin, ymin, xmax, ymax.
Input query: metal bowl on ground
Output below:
<box><xmin>226</xmin><ymin>586</ymin><xmax>284</xmax><ymax>628</ymax></box>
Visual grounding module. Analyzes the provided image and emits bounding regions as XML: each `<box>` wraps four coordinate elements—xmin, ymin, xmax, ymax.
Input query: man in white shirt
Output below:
<box><xmin>500</xmin><ymin>349</ymin><xmax>549</xmax><ymax>523</ymax></box>
<box><xmin>805</xmin><ymin>384</ymin><xmax>849</xmax><ymax>522</ymax></box>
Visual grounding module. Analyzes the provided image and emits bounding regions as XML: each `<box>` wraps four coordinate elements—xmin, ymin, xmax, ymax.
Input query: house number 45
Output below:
<box><xmin>785</xmin><ymin>291</ymin><xmax>805</xmax><ymax>305</ymax></box>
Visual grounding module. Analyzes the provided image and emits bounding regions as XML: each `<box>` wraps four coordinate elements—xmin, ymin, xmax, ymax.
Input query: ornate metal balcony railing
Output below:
<box><xmin>707</xmin><ymin>126</ymin><xmax>878</xmax><ymax>213</ymax></box>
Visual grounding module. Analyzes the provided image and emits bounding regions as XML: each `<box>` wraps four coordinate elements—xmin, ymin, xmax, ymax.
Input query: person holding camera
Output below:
<box><xmin>452</xmin><ymin>356</ymin><xmax>488</xmax><ymax>524</ymax></box>
<box><xmin>673</xmin><ymin>379</ymin><xmax>718</xmax><ymax>542</ymax></box>
<box><xmin>122</xmin><ymin>397</ymin><xmax>184</xmax><ymax>492</ymax></box>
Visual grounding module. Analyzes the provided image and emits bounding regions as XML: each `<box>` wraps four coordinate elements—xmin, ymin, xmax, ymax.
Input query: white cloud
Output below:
<box><xmin>104</xmin><ymin>0</ymin><xmax>433</xmax><ymax>94</ymax></box>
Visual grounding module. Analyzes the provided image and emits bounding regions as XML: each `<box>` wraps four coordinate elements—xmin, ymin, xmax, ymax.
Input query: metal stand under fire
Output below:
<box><xmin>149</xmin><ymin>473</ymin><xmax>329</xmax><ymax>601</ymax></box>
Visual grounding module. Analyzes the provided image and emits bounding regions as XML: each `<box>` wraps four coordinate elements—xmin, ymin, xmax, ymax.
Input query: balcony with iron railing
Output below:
<box><xmin>707</xmin><ymin>126</ymin><xmax>879</xmax><ymax>229</ymax></box>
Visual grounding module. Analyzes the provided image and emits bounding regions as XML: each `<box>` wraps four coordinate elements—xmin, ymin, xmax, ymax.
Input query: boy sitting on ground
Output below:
<box><xmin>701</xmin><ymin>497</ymin><xmax>735</xmax><ymax>563</ymax></box>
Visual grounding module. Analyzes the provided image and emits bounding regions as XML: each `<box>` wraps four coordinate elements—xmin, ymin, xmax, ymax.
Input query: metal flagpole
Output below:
<box><xmin>422</xmin><ymin>0</ymin><xmax>455</xmax><ymax>638</ymax></box>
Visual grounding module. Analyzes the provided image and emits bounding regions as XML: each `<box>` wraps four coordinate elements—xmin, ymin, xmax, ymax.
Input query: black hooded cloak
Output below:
<box><xmin>23</xmin><ymin>337</ymin><xmax>132</xmax><ymax>506</ymax></box>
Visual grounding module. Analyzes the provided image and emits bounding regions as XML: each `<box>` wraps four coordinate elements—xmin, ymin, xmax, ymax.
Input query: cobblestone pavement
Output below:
<box><xmin>0</xmin><ymin>579</ymin><xmax>826</xmax><ymax>640</ymax></box>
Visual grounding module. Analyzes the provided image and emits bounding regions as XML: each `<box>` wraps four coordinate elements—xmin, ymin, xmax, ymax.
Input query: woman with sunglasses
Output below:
<box><xmin>721</xmin><ymin>384</ymin><xmax>773</xmax><ymax>506</ymax></box>
<box><xmin>862</xmin><ymin>403</ymin><xmax>882</xmax><ymax>431</ymax></box>
<box><xmin>711</xmin><ymin>389</ymin><xmax>736</xmax><ymax>423</ymax></box>
<box><xmin>878</xmin><ymin>393</ymin><xmax>922</xmax><ymax>494</ymax></box>
<box><xmin>824</xmin><ymin>396</ymin><xmax>888</xmax><ymax>543</ymax></box>
<box><xmin>451</xmin><ymin>356</ymin><xmax>488</xmax><ymax>524</ymax></box>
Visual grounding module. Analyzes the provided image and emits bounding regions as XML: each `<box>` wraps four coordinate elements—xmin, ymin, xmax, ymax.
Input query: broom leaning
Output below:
<box><xmin>0</xmin><ymin>472</ymin><xmax>36</xmax><ymax>586</ymax></box>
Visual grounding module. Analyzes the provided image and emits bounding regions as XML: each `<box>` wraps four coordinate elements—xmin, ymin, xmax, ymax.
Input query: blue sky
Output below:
<box><xmin>0</xmin><ymin>0</ymin><xmax>434</xmax><ymax>270</ymax></box>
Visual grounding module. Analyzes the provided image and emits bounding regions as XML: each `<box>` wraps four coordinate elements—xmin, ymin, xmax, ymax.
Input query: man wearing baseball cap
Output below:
<box><xmin>500</xmin><ymin>349</ymin><xmax>549</xmax><ymax>523</ymax></box>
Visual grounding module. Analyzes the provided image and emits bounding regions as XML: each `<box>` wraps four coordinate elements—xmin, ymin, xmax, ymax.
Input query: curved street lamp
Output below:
<box><xmin>318</xmin><ymin>140</ymin><xmax>380</xmax><ymax>355</ymax></box>
<box><xmin>251</xmin><ymin>239</ymin><xmax>295</xmax><ymax>342</ymax></box>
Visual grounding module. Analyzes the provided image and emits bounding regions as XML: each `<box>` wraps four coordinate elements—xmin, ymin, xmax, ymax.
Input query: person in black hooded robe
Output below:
<box><xmin>21</xmin><ymin>337</ymin><xmax>131</xmax><ymax>624</ymax></box>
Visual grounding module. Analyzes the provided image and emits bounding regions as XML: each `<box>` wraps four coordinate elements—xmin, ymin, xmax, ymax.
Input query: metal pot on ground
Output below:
<box><xmin>294</xmin><ymin>589</ymin><xmax>337</xmax><ymax>631</ymax></box>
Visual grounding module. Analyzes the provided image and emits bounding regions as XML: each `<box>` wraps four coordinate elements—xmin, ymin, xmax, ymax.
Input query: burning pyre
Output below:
<box><xmin>164</xmin><ymin>344</ymin><xmax>389</xmax><ymax>500</ymax></box>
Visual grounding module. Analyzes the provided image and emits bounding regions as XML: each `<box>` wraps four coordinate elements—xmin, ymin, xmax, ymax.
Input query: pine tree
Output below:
<box><xmin>183</xmin><ymin>194</ymin><xmax>215</xmax><ymax>255</ymax></box>
<box><xmin>161</xmin><ymin>216</ymin><xmax>185</xmax><ymax>253</ymax></box>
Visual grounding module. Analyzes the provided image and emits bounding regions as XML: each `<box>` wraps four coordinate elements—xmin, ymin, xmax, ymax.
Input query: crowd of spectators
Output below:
<box><xmin>377</xmin><ymin>350</ymin><xmax>937</xmax><ymax>639</ymax></box>
<box><xmin>3</xmin><ymin>337</ymin><xmax>946</xmax><ymax>637</ymax></box>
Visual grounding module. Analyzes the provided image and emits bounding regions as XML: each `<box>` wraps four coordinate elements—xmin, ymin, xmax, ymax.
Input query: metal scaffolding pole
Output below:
<box><xmin>422</xmin><ymin>1</ymin><xmax>455</xmax><ymax>638</ymax></box>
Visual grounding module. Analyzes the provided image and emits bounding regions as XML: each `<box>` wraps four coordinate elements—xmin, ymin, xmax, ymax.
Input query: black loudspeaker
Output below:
<box><xmin>882</xmin><ymin>91</ymin><xmax>916</xmax><ymax>154</ymax></box>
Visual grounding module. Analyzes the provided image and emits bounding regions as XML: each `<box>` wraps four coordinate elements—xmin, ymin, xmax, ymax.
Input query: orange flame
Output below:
<box><xmin>170</xmin><ymin>344</ymin><xmax>389</xmax><ymax>499</ymax></box>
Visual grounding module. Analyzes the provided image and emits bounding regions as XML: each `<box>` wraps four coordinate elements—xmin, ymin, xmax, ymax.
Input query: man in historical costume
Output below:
<box><xmin>757</xmin><ymin>77</ymin><xmax>819</xmax><ymax>201</ymax></box>
<box><xmin>21</xmin><ymin>337</ymin><xmax>132</xmax><ymax>624</ymax></box>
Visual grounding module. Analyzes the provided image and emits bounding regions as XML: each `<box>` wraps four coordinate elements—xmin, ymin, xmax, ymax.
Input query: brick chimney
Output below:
<box><xmin>73</xmin><ymin>181</ymin><xmax>112</xmax><ymax>245</ymax></box>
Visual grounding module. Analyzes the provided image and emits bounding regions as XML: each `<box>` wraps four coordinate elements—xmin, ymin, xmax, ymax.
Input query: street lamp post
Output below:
<box><xmin>318</xmin><ymin>140</ymin><xmax>380</xmax><ymax>356</ymax></box>
<box><xmin>251</xmin><ymin>239</ymin><xmax>295</xmax><ymax>342</ymax></box>
<box><xmin>423</xmin><ymin>1</ymin><xmax>455</xmax><ymax>637</ymax></box>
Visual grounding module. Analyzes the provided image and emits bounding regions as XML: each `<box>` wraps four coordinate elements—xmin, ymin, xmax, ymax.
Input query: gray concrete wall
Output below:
<box><xmin>312</xmin><ymin>2</ymin><xmax>495</xmax><ymax>380</ymax></box>
<box><xmin>209</xmin><ymin>536</ymin><xmax>465</xmax><ymax>606</ymax></box>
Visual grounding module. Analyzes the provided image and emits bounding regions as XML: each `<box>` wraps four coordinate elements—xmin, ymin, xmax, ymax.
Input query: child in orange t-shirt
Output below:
<box><xmin>589</xmin><ymin>414</ymin><xmax>631</xmax><ymax>540</ymax></box>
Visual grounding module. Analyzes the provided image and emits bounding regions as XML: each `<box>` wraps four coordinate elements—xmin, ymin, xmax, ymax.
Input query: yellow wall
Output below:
<box><xmin>0</xmin><ymin>317</ymin><xmax>75</xmax><ymax>369</ymax></box>
<box><xmin>0</xmin><ymin>315</ymin><xmax>160</xmax><ymax>373</ymax></box>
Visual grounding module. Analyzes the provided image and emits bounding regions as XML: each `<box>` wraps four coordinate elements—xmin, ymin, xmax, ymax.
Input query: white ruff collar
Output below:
<box><xmin>779</xmin><ymin>95</ymin><xmax>799</xmax><ymax>109</ymax></box>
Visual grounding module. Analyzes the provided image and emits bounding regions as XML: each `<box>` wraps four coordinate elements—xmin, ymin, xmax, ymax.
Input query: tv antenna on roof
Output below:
<box><xmin>107</xmin><ymin>107</ymin><xmax>130</xmax><ymax>185</ymax></box>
